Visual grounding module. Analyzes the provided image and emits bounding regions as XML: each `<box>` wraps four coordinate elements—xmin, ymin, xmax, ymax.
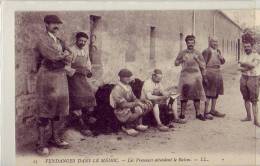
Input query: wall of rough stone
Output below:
<box><xmin>15</xmin><ymin>10</ymin><xmax>242</xmax><ymax>148</ymax></box>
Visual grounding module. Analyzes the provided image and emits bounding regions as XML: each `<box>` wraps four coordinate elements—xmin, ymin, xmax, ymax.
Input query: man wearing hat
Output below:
<box><xmin>175</xmin><ymin>35</ymin><xmax>206</xmax><ymax>121</ymax></box>
<box><xmin>239</xmin><ymin>32</ymin><xmax>260</xmax><ymax>127</ymax></box>
<box><xmin>67</xmin><ymin>32</ymin><xmax>97</xmax><ymax>136</ymax></box>
<box><xmin>110</xmin><ymin>69</ymin><xmax>153</xmax><ymax>136</ymax></box>
<box><xmin>140</xmin><ymin>69</ymin><xmax>186</xmax><ymax>132</ymax></box>
<box><xmin>202</xmin><ymin>37</ymin><xmax>226</xmax><ymax>120</ymax></box>
<box><xmin>35</xmin><ymin>14</ymin><xmax>71</xmax><ymax>156</ymax></box>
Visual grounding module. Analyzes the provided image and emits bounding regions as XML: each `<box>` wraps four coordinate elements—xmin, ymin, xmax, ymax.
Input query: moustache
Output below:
<box><xmin>53</xmin><ymin>27</ymin><xmax>59</xmax><ymax>30</ymax></box>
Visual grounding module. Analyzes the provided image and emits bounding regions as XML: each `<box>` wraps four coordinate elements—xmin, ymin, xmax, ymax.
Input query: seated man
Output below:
<box><xmin>141</xmin><ymin>69</ymin><xmax>186</xmax><ymax>132</ymax></box>
<box><xmin>110</xmin><ymin>69</ymin><xmax>153</xmax><ymax>136</ymax></box>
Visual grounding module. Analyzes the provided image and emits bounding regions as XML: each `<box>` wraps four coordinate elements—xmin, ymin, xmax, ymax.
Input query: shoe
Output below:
<box><xmin>173</xmin><ymin>119</ymin><xmax>187</xmax><ymax>124</ymax></box>
<box><xmin>241</xmin><ymin>117</ymin><xmax>251</xmax><ymax>122</ymax></box>
<box><xmin>36</xmin><ymin>147</ymin><xmax>49</xmax><ymax>156</ymax></box>
<box><xmin>254</xmin><ymin>121</ymin><xmax>260</xmax><ymax>127</ymax></box>
<box><xmin>135</xmin><ymin>124</ymin><xmax>148</xmax><ymax>131</ymax></box>
<box><xmin>49</xmin><ymin>138</ymin><xmax>70</xmax><ymax>149</ymax></box>
<box><xmin>179</xmin><ymin>114</ymin><xmax>185</xmax><ymax>119</ymax></box>
<box><xmin>121</xmin><ymin>126</ymin><xmax>139</xmax><ymax>136</ymax></box>
<box><xmin>210</xmin><ymin>110</ymin><xmax>225</xmax><ymax>117</ymax></box>
<box><xmin>204</xmin><ymin>113</ymin><xmax>214</xmax><ymax>120</ymax></box>
<box><xmin>196</xmin><ymin>114</ymin><xmax>206</xmax><ymax>121</ymax></box>
<box><xmin>157</xmin><ymin>124</ymin><xmax>169</xmax><ymax>132</ymax></box>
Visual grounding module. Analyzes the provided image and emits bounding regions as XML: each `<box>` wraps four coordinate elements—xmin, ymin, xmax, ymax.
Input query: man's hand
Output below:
<box><xmin>193</xmin><ymin>54</ymin><xmax>200</xmax><ymax>62</ymax></box>
<box><xmin>64</xmin><ymin>55</ymin><xmax>73</xmax><ymax>63</ymax></box>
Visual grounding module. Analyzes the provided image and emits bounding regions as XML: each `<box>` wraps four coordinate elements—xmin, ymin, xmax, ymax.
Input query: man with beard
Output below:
<box><xmin>35</xmin><ymin>15</ymin><xmax>71</xmax><ymax>156</ymax></box>
<box><xmin>202</xmin><ymin>37</ymin><xmax>226</xmax><ymax>120</ymax></box>
<box><xmin>67</xmin><ymin>32</ymin><xmax>97</xmax><ymax>136</ymax></box>
<box><xmin>174</xmin><ymin>35</ymin><xmax>206</xmax><ymax>121</ymax></box>
<box><xmin>239</xmin><ymin>32</ymin><xmax>260</xmax><ymax>127</ymax></box>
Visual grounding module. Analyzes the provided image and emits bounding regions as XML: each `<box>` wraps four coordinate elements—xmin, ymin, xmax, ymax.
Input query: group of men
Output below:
<box><xmin>33</xmin><ymin>14</ymin><xmax>260</xmax><ymax>156</ymax></box>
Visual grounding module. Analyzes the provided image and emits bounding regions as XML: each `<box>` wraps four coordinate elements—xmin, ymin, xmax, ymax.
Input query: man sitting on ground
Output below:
<box><xmin>110</xmin><ymin>69</ymin><xmax>153</xmax><ymax>136</ymax></box>
<box><xmin>141</xmin><ymin>69</ymin><xmax>186</xmax><ymax>132</ymax></box>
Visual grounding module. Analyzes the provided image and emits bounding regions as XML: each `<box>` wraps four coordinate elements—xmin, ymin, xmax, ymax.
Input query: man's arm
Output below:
<box><xmin>36</xmin><ymin>40</ymin><xmax>65</xmax><ymax>62</ymax></box>
<box><xmin>217</xmin><ymin>49</ymin><xmax>225</xmax><ymax>64</ymax></box>
<box><xmin>175</xmin><ymin>51</ymin><xmax>185</xmax><ymax>66</ymax></box>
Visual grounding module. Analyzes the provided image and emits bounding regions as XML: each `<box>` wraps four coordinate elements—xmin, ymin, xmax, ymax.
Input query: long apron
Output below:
<box><xmin>36</xmin><ymin>67</ymin><xmax>69</xmax><ymax>118</ymax></box>
<box><xmin>178</xmin><ymin>52</ymin><xmax>206</xmax><ymax>101</ymax></box>
<box><xmin>204</xmin><ymin>68</ymin><xmax>224</xmax><ymax>97</ymax></box>
<box><xmin>68</xmin><ymin>56</ymin><xmax>96</xmax><ymax>110</ymax></box>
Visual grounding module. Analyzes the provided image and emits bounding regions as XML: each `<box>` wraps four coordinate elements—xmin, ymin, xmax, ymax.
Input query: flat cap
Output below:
<box><xmin>44</xmin><ymin>15</ymin><xmax>63</xmax><ymax>24</ymax></box>
<box><xmin>118</xmin><ymin>68</ymin><xmax>133</xmax><ymax>78</ymax></box>
<box><xmin>153</xmin><ymin>69</ymin><xmax>162</xmax><ymax>75</ymax></box>
<box><xmin>76</xmin><ymin>32</ymin><xmax>89</xmax><ymax>39</ymax></box>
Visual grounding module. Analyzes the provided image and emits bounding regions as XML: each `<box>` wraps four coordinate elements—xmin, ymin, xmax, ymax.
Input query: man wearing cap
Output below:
<box><xmin>239</xmin><ymin>33</ymin><xmax>260</xmax><ymax>127</ymax></box>
<box><xmin>141</xmin><ymin>69</ymin><xmax>186</xmax><ymax>132</ymax></box>
<box><xmin>202</xmin><ymin>37</ymin><xmax>226</xmax><ymax>120</ymax></box>
<box><xmin>175</xmin><ymin>35</ymin><xmax>206</xmax><ymax>121</ymax></box>
<box><xmin>110</xmin><ymin>69</ymin><xmax>153</xmax><ymax>136</ymax></box>
<box><xmin>67</xmin><ymin>32</ymin><xmax>97</xmax><ymax>136</ymax></box>
<box><xmin>35</xmin><ymin>14</ymin><xmax>71</xmax><ymax>156</ymax></box>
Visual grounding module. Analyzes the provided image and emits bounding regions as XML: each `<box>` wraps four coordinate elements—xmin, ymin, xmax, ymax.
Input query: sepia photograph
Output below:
<box><xmin>2</xmin><ymin>1</ymin><xmax>260</xmax><ymax>165</ymax></box>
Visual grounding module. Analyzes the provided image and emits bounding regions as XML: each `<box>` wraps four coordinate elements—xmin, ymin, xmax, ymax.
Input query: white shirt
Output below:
<box><xmin>240</xmin><ymin>52</ymin><xmax>260</xmax><ymax>76</ymax></box>
<box><xmin>141</xmin><ymin>78</ymin><xmax>164</xmax><ymax>100</ymax></box>
<box><xmin>48</xmin><ymin>32</ymin><xmax>57</xmax><ymax>43</ymax></box>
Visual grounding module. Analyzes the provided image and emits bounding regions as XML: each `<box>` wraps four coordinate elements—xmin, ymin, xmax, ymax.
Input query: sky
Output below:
<box><xmin>223</xmin><ymin>9</ymin><xmax>255</xmax><ymax>28</ymax></box>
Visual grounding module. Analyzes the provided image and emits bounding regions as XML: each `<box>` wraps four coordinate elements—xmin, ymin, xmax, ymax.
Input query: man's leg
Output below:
<box><xmin>241</xmin><ymin>100</ymin><xmax>252</xmax><ymax>121</ymax></box>
<box><xmin>252</xmin><ymin>101</ymin><xmax>260</xmax><ymax>126</ymax></box>
<box><xmin>204</xmin><ymin>98</ymin><xmax>214</xmax><ymax>120</ymax></box>
<box><xmin>179</xmin><ymin>100</ymin><xmax>188</xmax><ymax>119</ymax></box>
<box><xmin>152</xmin><ymin>104</ymin><xmax>169</xmax><ymax>131</ymax></box>
<box><xmin>36</xmin><ymin>117</ymin><xmax>50</xmax><ymax>156</ymax></box>
<box><xmin>50</xmin><ymin>116</ymin><xmax>70</xmax><ymax>149</ymax></box>
<box><xmin>122</xmin><ymin>106</ymin><xmax>144</xmax><ymax>136</ymax></box>
<box><xmin>194</xmin><ymin>100</ymin><xmax>206</xmax><ymax>121</ymax></box>
<box><xmin>240</xmin><ymin>75</ymin><xmax>251</xmax><ymax>121</ymax></box>
<box><xmin>50</xmin><ymin>96</ymin><xmax>70</xmax><ymax>148</ymax></box>
<box><xmin>169</xmin><ymin>101</ymin><xmax>186</xmax><ymax>124</ymax></box>
<box><xmin>209</xmin><ymin>97</ymin><xmax>225</xmax><ymax>117</ymax></box>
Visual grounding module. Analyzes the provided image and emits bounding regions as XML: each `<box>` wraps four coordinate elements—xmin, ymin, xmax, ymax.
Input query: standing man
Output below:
<box><xmin>68</xmin><ymin>32</ymin><xmax>97</xmax><ymax>136</ymax></box>
<box><xmin>110</xmin><ymin>69</ymin><xmax>153</xmax><ymax>136</ymax></box>
<box><xmin>35</xmin><ymin>15</ymin><xmax>71</xmax><ymax>156</ymax></box>
<box><xmin>202</xmin><ymin>37</ymin><xmax>226</xmax><ymax>120</ymax></box>
<box><xmin>239</xmin><ymin>33</ymin><xmax>260</xmax><ymax>127</ymax></box>
<box><xmin>175</xmin><ymin>35</ymin><xmax>206</xmax><ymax>121</ymax></box>
<box><xmin>141</xmin><ymin>69</ymin><xmax>186</xmax><ymax>132</ymax></box>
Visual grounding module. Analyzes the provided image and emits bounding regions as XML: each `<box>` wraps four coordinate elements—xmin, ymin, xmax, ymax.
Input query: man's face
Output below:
<box><xmin>243</xmin><ymin>43</ymin><xmax>253</xmax><ymax>55</ymax></box>
<box><xmin>186</xmin><ymin>40</ymin><xmax>195</xmax><ymax>50</ymax></box>
<box><xmin>76</xmin><ymin>37</ymin><xmax>88</xmax><ymax>49</ymax></box>
<box><xmin>152</xmin><ymin>74</ymin><xmax>162</xmax><ymax>83</ymax></box>
<box><xmin>46</xmin><ymin>23</ymin><xmax>61</xmax><ymax>35</ymax></box>
<box><xmin>120</xmin><ymin>77</ymin><xmax>132</xmax><ymax>85</ymax></box>
<box><xmin>210</xmin><ymin>40</ymin><xmax>218</xmax><ymax>49</ymax></box>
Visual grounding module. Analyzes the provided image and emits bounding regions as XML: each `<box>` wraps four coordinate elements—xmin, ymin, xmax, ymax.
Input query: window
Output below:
<box><xmin>150</xmin><ymin>26</ymin><xmax>156</xmax><ymax>61</ymax></box>
<box><xmin>89</xmin><ymin>15</ymin><xmax>101</xmax><ymax>64</ymax></box>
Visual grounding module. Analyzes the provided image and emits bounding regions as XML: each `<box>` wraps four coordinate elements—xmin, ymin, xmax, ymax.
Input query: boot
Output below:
<box><xmin>36</xmin><ymin>126</ymin><xmax>49</xmax><ymax>156</ymax></box>
<box><xmin>49</xmin><ymin>120</ymin><xmax>70</xmax><ymax>149</ymax></box>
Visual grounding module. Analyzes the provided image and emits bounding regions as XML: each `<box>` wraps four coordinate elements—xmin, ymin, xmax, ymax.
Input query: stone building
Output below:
<box><xmin>15</xmin><ymin>10</ymin><xmax>242</xmax><ymax>148</ymax></box>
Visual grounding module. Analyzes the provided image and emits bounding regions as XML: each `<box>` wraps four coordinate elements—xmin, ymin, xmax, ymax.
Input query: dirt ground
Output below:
<box><xmin>17</xmin><ymin>62</ymin><xmax>260</xmax><ymax>166</ymax></box>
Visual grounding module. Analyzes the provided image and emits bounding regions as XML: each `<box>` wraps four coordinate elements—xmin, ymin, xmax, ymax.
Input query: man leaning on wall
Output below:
<box><xmin>34</xmin><ymin>15</ymin><xmax>72</xmax><ymax>156</ymax></box>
